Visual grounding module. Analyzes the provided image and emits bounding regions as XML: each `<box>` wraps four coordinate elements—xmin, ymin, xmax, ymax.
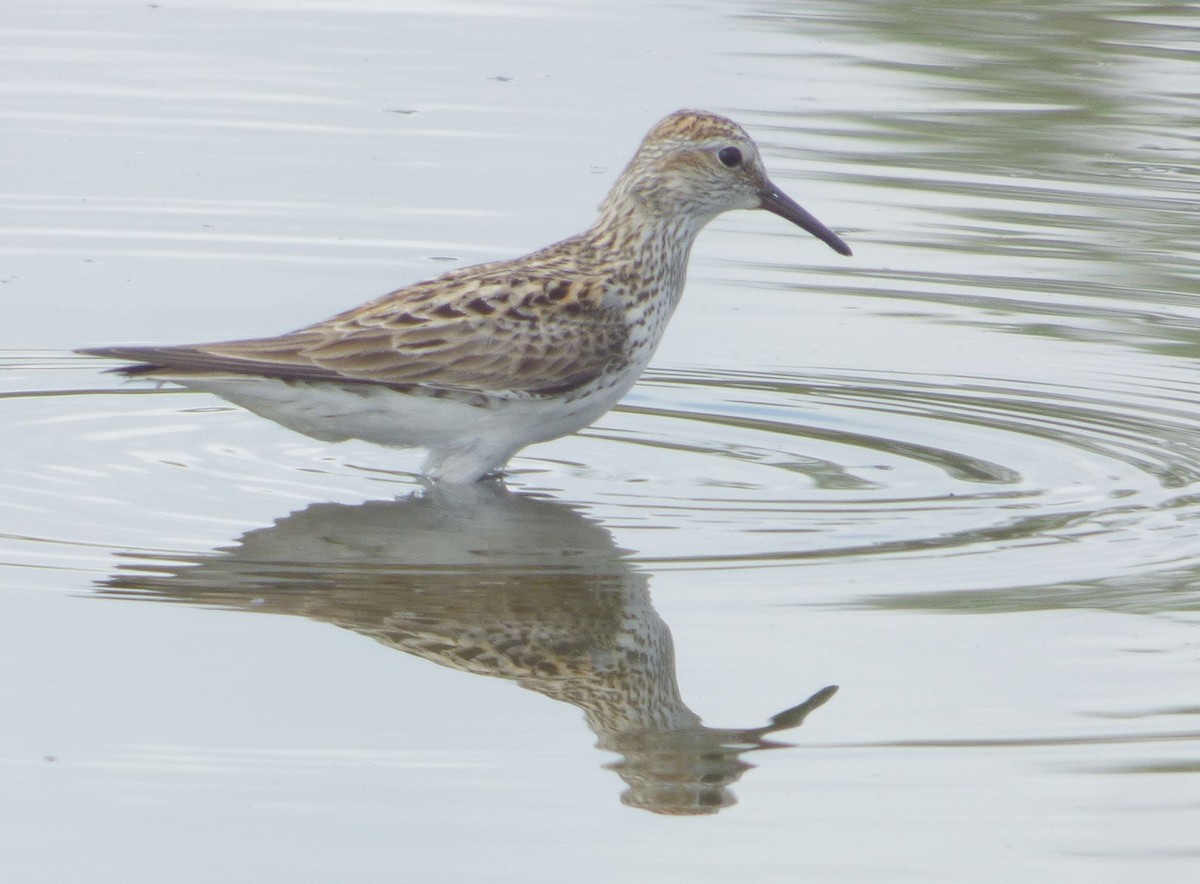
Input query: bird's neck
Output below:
<box><xmin>583</xmin><ymin>193</ymin><xmax>714</xmax><ymax>293</ymax></box>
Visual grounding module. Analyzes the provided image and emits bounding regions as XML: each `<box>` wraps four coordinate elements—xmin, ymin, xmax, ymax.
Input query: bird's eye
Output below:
<box><xmin>717</xmin><ymin>146</ymin><xmax>743</xmax><ymax>168</ymax></box>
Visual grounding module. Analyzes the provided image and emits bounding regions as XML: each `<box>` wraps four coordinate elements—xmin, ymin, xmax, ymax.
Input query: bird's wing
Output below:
<box><xmin>82</xmin><ymin>270</ymin><xmax>633</xmax><ymax>396</ymax></box>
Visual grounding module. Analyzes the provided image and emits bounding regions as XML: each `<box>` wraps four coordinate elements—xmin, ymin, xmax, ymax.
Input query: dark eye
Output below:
<box><xmin>717</xmin><ymin>146</ymin><xmax>743</xmax><ymax>168</ymax></box>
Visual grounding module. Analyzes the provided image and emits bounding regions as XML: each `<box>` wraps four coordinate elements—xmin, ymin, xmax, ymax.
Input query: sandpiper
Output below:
<box><xmin>80</xmin><ymin>109</ymin><xmax>851</xmax><ymax>482</ymax></box>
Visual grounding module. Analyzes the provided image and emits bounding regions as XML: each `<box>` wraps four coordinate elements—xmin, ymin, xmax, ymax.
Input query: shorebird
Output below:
<box><xmin>80</xmin><ymin>109</ymin><xmax>851</xmax><ymax>482</ymax></box>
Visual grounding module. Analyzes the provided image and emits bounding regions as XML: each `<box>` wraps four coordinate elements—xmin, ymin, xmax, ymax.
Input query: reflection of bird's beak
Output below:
<box><xmin>758</xmin><ymin>181</ymin><xmax>852</xmax><ymax>257</ymax></box>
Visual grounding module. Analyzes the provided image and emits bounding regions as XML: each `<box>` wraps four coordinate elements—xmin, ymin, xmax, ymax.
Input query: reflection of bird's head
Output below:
<box><xmin>609</xmin><ymin>739</ymin><xmax>750</xmax><ymax>815</ymax></box>
<box><xmin>605</xmin><ymin>685</ymin><xmax>839</xmax><ymax>816</ymax></box>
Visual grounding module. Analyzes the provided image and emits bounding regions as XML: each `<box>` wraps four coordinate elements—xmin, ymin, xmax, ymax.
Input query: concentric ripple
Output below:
<box><xmin>5</xmin><ymin>352</ymin><xmax>1200</xmax><ymax>597</ymax></box>
<box><xmin>582</xmin><ymin>365</ymin><xmax>1200</xmax><ymax>580</ymax></box>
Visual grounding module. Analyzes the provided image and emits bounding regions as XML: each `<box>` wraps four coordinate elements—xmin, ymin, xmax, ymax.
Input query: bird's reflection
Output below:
<box><xmin>96</xmin><ymin>481</ymin><xmax>836</xmax><ymax>815</ymax></box>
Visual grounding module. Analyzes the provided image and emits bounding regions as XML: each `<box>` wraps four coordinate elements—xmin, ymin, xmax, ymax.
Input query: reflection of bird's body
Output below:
<box><xmin>97</xmin><ymin>483</ymin><xmax>837</xmax><ymax>815</ymax></box>
<box><xmin>80</xmin><ymin>110</ymin><xmax>850</xmax><ymax>482</ymax></box>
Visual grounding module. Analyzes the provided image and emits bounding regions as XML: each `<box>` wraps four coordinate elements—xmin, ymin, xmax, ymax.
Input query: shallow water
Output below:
<box><xmin>3</xmin><ymin>1</ymin><xmax>1199</xmax><ymax>881</ymax></box>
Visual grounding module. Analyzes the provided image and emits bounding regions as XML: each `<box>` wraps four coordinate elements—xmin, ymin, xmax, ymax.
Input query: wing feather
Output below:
<box><xmin>81</xmin><ymin>268</ymin><xmax>632</xmax><ymax>396</ymax></box>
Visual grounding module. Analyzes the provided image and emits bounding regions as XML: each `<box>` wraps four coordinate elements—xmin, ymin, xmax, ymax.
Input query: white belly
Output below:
<box><xmin>174</xmin><ymin>368</ymin><xmax>640</xmax><ymax>482</ymax></box>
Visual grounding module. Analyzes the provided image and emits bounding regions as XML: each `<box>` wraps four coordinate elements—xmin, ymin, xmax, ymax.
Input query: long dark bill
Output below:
<box><xmin>759</xmin><ymin>181</ymin><xmax>852</xmax><ymax>257</ymax></box>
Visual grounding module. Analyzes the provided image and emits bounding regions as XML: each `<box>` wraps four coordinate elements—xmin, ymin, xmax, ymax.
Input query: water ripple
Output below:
<box><xmin>4</xmin><ymin>353</ymin><xmax>1200</xmax><ymax>601</ymax></box>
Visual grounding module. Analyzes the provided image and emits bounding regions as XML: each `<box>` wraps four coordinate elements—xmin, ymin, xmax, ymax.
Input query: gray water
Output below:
<box><xmin>2</xmin><ymin>1</ymin><xmax>1198</xmax><ymax>881</ymax></box>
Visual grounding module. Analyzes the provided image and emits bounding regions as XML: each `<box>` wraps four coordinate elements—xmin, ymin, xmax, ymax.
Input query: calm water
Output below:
<box><xmin>3</xmin><ymin>1</ymin><xmax>1199</xmax><ymax>881</ymax></box>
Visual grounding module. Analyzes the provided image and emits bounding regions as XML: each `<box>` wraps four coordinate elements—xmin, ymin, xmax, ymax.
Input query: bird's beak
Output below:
<box><xmin>758</xmin><ymin>181</ymin><xmax>852</xmax><ymax>257</ymax></box>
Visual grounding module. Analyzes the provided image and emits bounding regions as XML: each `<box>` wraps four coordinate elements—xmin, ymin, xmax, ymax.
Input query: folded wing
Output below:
<box><xmin>81</xmin><ymin>272</ymin><xmax>631</xmax><ymax>397</ymax></box>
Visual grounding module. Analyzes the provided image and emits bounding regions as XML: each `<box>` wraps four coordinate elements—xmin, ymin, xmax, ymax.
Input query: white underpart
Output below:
<box><xmin>175</xmin><ymin>363</ymin><xmax>643</xmax><ymax>483</ymax></box>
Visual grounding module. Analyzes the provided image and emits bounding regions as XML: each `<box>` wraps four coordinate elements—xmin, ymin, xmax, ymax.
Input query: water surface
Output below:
<box><xmin>3</xmin><ymin>1</ymin><xmax>1199</xmax><ymax>881</ymax></box>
